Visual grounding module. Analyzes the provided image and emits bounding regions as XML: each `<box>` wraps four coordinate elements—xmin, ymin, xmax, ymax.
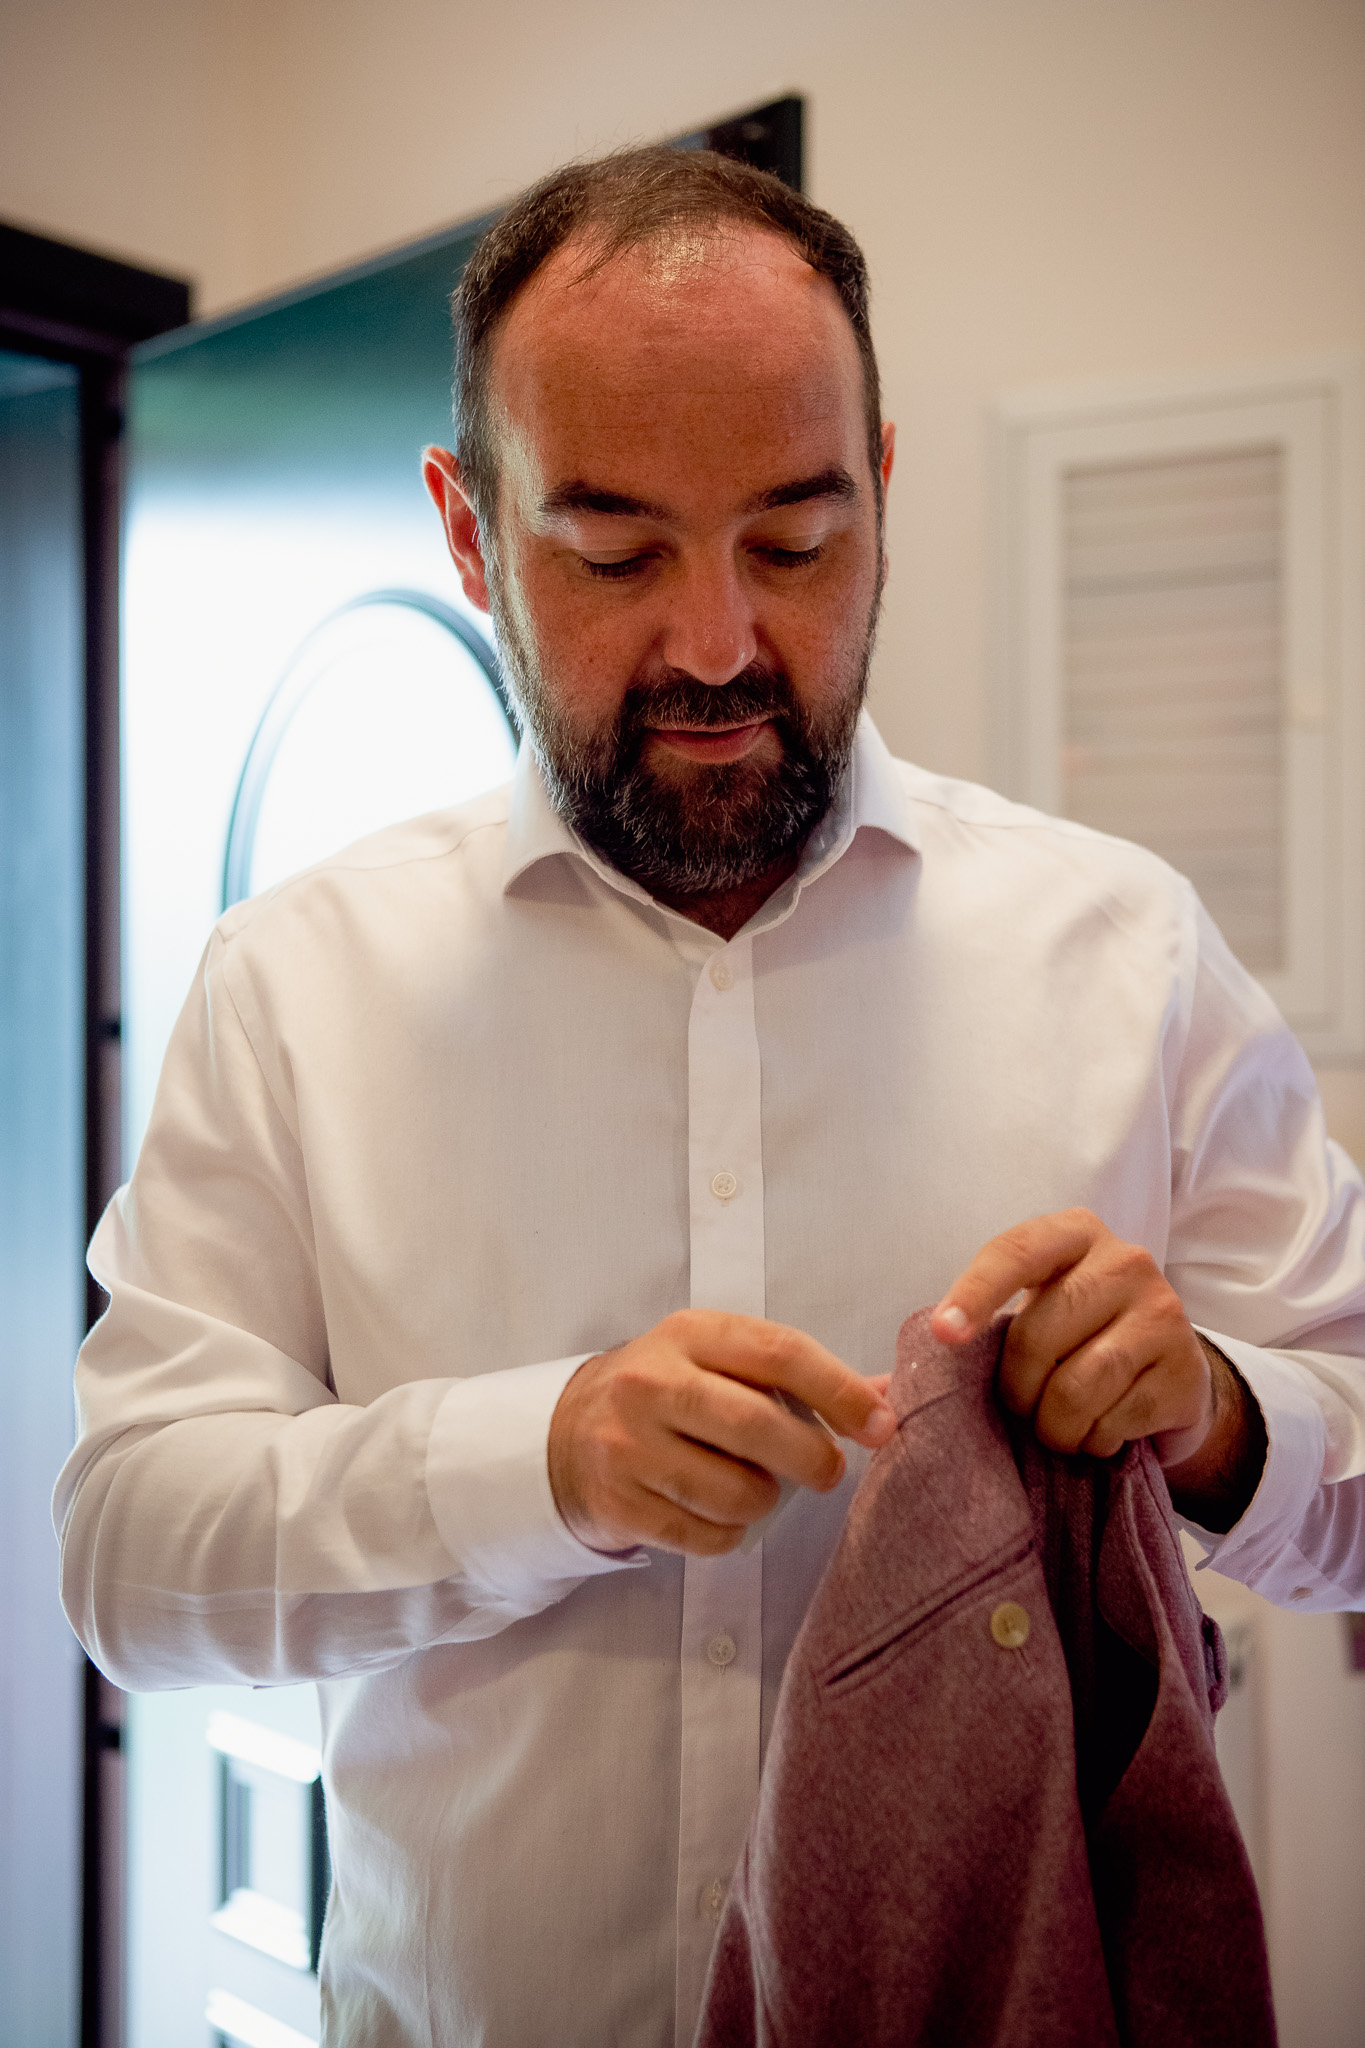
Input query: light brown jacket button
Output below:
<box><xmin>990</xmin><ymin>1601</ymin><xmax>1031</xmax><ymax>1650</ymax></box>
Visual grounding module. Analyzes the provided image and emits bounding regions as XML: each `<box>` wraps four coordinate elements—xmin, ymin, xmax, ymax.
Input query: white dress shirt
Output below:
<box><xmin>56</xmin><ymin>715</ymin><xmax>1365</xmax><ymax>2047</ymax></box>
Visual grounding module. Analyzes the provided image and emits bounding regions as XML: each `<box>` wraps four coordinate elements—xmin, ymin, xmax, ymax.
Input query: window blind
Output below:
<box><xmin>1060</xmin><ymin>445</ymin><xmax>1285</xmax><ymax>972</ymax></box>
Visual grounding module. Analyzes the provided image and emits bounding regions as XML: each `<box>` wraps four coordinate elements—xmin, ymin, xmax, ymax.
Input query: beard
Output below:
<box><xmin>489</xmin><ymin>588</ymin><xmax>880</xmax><ymax>899</ymax></box>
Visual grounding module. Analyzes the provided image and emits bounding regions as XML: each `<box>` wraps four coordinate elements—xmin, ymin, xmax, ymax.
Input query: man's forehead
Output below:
<box><xmin>488</xmin><ymin>226</ymin><xmax>866</xmax><ymax>498</ymax></box>
<box><xmin>491</xmin><ymin>225</ymin><xmax>859</xmax><ymax>400</ymax></box>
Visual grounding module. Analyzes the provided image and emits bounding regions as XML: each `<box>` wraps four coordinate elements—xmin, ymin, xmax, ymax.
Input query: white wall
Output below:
<box><xmin>5</xmin><ymin>0</ymin><xmax>1363</xmax><ymax>790</ymax></box>
<box><xmin>0</xmin><ymin>0</ymin><xmax>261</xmax><ymax>310</ymax></box>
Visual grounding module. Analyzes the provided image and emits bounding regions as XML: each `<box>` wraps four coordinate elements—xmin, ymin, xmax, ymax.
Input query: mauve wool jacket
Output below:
<box><xmin>694</xmin><ymin>1309</ymin><xmax>1276</xmax><ymax>2048</ymax></box>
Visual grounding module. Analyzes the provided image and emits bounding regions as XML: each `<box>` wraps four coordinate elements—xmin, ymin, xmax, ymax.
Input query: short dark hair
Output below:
<box><xmin>451</xmin><ymin>145</ymin><xmax>883</xmax><ymax>537</ymax></box>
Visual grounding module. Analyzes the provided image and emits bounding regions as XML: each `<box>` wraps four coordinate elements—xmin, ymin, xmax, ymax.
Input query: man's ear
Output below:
<box><xmin>422</xmin><ymin>447</ymin><xmax>492</xmax><ymax>613</ymax></box>
<box><xmin>879</xmin><ymin>421</ymin><xmax>896</xmax><ymax>584</ymax></box>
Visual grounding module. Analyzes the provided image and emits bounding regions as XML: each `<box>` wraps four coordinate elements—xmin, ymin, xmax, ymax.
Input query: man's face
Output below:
<box><xmin>428</xmin><ymin>226</ymin><xmax>893</xmax><ymax>897</ymax></box>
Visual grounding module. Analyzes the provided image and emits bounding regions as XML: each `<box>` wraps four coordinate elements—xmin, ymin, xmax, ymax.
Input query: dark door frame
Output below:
<box><xmin>0</xmin><ymin>220</ymin><xmax>191</xmax><ymax>2048</ymax></box>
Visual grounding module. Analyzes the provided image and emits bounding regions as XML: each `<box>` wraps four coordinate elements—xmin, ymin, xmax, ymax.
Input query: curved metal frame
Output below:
<box><xmin>221</xmin><ymin>587</ymin><xmax>515</xmax><ymax>910</ymax></box>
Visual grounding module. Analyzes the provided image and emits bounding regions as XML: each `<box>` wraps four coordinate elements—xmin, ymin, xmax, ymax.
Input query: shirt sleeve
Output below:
<box><xmin>53</xmin><ymin>928</ymin><xmax>644</xmax><ymax>1694</ymax></box>
<box><xmin>1165</xmin><ymin>896</ymin><xmax>1365</xmax><ymax>1609</ymax></box>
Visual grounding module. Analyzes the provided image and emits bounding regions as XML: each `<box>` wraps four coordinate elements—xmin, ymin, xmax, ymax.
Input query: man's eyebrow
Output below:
<box><xmin>536</xmin><ymin>467</ymin><xmax>861</xmax><ymax>525</ymax></box>
<box><xmin>744</xmin><ymin>468</ymin><xmax>860</xmax><ymax>514</ymax></box>
<box><xmin>537</xmin><ymin>481</ymin><xmax>671</xmax><ymax>521</ymax></box>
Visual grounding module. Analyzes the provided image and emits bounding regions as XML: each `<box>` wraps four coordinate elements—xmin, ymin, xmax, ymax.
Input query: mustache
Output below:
<box><xmin>617</xmin><ymin>667</ymin><xmax>800</xmax><ymax>739</ymax></box>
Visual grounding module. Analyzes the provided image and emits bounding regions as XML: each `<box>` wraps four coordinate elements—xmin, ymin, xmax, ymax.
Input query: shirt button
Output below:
<box><xmin>699</xmin><ymin>1877</ymin><xmax>727</xmax><ymax>1924</ymax></box>
<box><xmin>990</xmin><ymin>1601</ymin><xmax>1031</xmax><ymax>1650</ymax></box>
<box><xmin>709</xmin><ymin>1169</ymin><xmax>739</xmax><ymax>1203</ymax></box>
<box><xmin>1291</xmin><ymin>1586</ymin><xmax>1313</xmax><ymax>1602</ymax></box>
<box><xmin>707</xmin><ymin>1632</ymin><xmax>737</xmax><ymax>1668</ymax></box>
<box><xmin>709</xmin><ymin>956</ymin><xmax>734</xmax><ymax>991</ymax></box>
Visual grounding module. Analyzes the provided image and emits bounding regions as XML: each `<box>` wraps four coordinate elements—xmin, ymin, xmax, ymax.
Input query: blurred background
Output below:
<box><xmin>1</xmin><ymin>3</ymin><xmax>1363</xmax><ymax>2045</ymax></box>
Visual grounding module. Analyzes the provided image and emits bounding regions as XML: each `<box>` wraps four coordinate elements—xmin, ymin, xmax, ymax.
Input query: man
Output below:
<box><xmin>57</xmin><ymin>149</ymin><xmax>1365</xmax><ymax>2047</ymax></box>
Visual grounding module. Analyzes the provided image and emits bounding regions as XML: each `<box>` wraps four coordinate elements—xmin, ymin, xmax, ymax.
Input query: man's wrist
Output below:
<box><xmin>427</xmin><ymin>1355</ymin><xmax>641</xmax><ymax>1597</ymax></box>
<box><xmin>1164</xmin><ymin>1334</ymin><xmax>1268</xmax><ymax>1534</ymax></box>
<box><xmin>547</xmin><ymin>1351</ymin><xmax>636</xmax><ymax>1555</ymax></box>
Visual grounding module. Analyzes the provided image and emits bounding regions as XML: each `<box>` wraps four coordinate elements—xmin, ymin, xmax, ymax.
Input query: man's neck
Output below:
<box><xmin>647</xmin><ymin>850</ymin><xmax>804</xmax><ymax>942</ymax></box>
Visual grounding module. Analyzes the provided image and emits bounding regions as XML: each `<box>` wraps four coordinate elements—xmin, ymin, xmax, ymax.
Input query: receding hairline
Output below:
<box><xmin>483</xmin><ymin>222</ymin><xmax>868</xmax><ymax>442</ymax></box>
<box><xmin>555</xmin><ymin>212</ymin><xmax>824</xmax><ymax>283</ymax></box>
<box><xmin>451</xmin><ymin>143</ymin><xmax>884</xmax><ymax>534</ymax></box>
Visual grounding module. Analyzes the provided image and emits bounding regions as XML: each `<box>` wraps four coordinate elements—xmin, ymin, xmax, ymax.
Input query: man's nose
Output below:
<box><xmin>658</xmin><ymin>552</ymin><xmax>759</xmax><ymax>686</ymax></box>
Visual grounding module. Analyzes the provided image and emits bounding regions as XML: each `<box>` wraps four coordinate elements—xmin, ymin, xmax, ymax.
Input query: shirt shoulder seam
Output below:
<box><xmin>217</xmin><ymin>811</ymin><xmax>510</xmax><ymax>949</ymax></box>
<box><xmin>899</xmin><ymin>776</ymin><xmax>1198</xmax><ymax>946</ymax></box>
<box><xmin>211</xmin><ymin>929</ymin><xmax>305</xmax><ymax>1142</ymax></box>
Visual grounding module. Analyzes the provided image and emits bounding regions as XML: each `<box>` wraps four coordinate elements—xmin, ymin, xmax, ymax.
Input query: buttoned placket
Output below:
<box><xmin>673</xmin><ymin>928</ymin><xmax>767</xmax><ymax>2047</ymax></box>
<box><xmin>533</xmin><ymin>781</ymin><xmax>862</xmax><ymax>2044</ymax></box>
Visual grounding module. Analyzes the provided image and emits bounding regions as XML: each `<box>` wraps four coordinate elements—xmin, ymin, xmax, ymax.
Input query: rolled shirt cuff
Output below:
<box><xmin>1179</xmin><ymin>1327</ymin><xmax>1330</xmax><ymax>1603</ymax></box>
<box><xmin>426</xmin><ymin>1355</ymin><xmax>649</xmax><ymax>1607</ymax></box>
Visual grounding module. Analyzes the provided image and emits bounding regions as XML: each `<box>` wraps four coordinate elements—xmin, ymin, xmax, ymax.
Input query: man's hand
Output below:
<box><xmin>933</xmin><ymin>1208</ymin><xmax>1266</xmax><ymax>1530</ymax></box>
<box><xmin>548</xmin><ymin>1311</ymin><xmax>898</xmax><ymax>1556</ymax></box>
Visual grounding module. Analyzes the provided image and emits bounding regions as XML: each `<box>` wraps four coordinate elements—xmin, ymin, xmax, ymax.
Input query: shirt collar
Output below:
<box><xmin>501</xmin><ymin>709</ymin><xmax>919</xmax><ymax>906</ymax></box>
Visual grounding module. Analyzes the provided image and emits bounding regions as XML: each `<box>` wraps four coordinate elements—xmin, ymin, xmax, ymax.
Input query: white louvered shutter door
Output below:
<box><xmin>1060</xmin><ymin>447</ymin><xmax>1286</xmax><ymax>974</ymax></box>
<box><xmin>997</xmin><ymin>361</ymin><xmax>1364</xmax><ymax>1057</ymax></box>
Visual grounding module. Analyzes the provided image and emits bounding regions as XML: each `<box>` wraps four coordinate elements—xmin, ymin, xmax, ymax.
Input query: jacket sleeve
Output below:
<box><xmin>53</xmin><ymin>929</ymin><xmax>641</xmax><ymax>1692</ymax></box>
<box><xmin>1165</xmin><ymin>898</ymin><xmax>1365</xmax><ymax>1609</ymax></box>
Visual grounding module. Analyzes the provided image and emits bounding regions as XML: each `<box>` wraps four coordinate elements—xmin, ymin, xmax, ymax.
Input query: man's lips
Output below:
<box><xmin>644</xmin><ymin>718</ymin><xmax>773</xmax><ymax>764</ymax></box>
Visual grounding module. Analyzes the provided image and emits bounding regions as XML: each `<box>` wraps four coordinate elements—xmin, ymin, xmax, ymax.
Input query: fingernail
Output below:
<box><xmin>936</xmin><ymin>1304</ymin><xmax>970</xmax><ymax>1338</ymax></box>
<box><xmin>862</xmin><ymin>1405</ymin><xmax>897</xmax><ymax>1447</ymax></box>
